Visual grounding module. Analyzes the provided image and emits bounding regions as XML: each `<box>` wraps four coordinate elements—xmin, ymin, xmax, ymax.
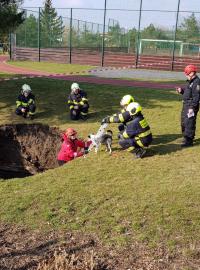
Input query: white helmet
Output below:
<box><xmin>120</xmin><ymin>95</ymin><xmax>134</xmax><ymax>107</ymax></box>
<box><xmin>126</xmin><ymin>102</ymin><xmax>142</xmax><ymax>115</ymax></box>
<box><xmin>71</xmin><ymin>82</ymin><xmax>80</xmax><ymax>93</ymax></box>
<box><xmin>22</xmin><ymin>84</ymin><xmax>31</xmax><ymax>94</ymax></box>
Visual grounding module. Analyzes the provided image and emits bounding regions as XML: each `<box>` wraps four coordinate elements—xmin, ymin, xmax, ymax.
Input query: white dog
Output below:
<box><xmin>88</xmin><ymin>124</ymin><xmax>113</xmax><ymax>154</ymax></box>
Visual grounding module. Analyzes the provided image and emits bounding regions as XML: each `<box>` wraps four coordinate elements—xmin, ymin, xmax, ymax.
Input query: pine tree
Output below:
<box><xmin>40</xmin><ymin>0</ymin><xmax>64</xmax><ymax>47</ymax></box>
<box><xmin>0</xmin><ymin>0</ymin><xmax>24</xmax><ymax>37</ymax></box>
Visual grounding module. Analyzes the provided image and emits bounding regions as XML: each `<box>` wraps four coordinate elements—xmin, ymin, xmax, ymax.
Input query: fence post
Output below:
<box><xmin>101</xmin><ymin>0</ymin><xmax>107</xmax><ymax>67</ymax></box>
<box><xmin>135</xmin><ymin>0</ymin><xmax>143</xmax><ymax>68</ymax></box>
<box><xmin>9</xmin><ymin>32</ymin><xmax>12</xmax><ymax>60</ymax></box>
<box><xmin>171</xmin><ymin>0</ymin><xmax>181</xmax><ymax>71</ymax></box>
<box><xmin>38</xmin><ymin>7</ymin><xmax>41</xmax><ymax>62</ymax></box>
<box><xmin>69</xmin><ymin>8</ymin><xmax>72</xmax><ymax>64</ymax></box>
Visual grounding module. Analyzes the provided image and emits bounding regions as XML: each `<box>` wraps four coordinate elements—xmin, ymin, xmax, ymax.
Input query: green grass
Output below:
<box><xmin>8</xmin><ymin>61</ymin><xmax>95</xmax><ymax>74</ymax></box>
<box><xmin>0</xmin><ymin>77</ymin><xmax>200</xmax><ymax>255</ymax></box>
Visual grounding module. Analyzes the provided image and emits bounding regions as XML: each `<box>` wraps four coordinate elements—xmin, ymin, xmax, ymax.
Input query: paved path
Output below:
<box><xmin>0</xmin><ymin>56</ymin><xmax>182</xmax><ymax>89</ymax></box>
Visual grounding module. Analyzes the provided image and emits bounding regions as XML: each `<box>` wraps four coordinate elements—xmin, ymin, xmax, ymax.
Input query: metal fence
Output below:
<box><xmin>12</xmin><ymin>0</ymin><xmax>200</xmax><ymax>71</ymax></box>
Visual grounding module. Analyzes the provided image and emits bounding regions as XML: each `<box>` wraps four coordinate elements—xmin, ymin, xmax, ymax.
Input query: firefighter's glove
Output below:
<box><xmin>101</xmin><ymin>116</ymin><xmax>110</xmax><ymax>124</ymax></box>
<box><xmin>187</xmin><ymin>108</ymin><xmax>194</xmax><ymax>118</ymax></box>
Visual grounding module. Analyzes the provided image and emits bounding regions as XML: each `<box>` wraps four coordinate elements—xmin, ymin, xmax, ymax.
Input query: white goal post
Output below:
<box><xmin>139</xmin><ymin>39</ymin><xmax>183</xmax><ymax>56</ymax></box>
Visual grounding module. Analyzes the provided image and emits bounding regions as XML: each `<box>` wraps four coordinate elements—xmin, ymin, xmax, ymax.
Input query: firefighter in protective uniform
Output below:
<box><xmin>15</xmin><ymin>84</ymin><xmax>36</xmax><ymax>119</ymax></box>
<box><xmin>68</xmin><ymin>82</ymin><xmax>89</xmax><ymax>120</ymax></box>
<box><xmin>176</xmin><ymin>64</ymin><xmax>200</xmax><ymax>147</ymax></box>
<box><xmin>102</xmin><ymin>95</ymin><xmax>152</xmax><ymax>158</ymax></box>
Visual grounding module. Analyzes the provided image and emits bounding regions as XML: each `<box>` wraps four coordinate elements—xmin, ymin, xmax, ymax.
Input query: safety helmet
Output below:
<box><xmin>126</xmin><ymin>102</ymin><xmax>142</xmax><ymax>116</ymax></box>
<box><xmin>22</xmin><ymin>84</ymin><xmax>31</xmax><ymax>94</ymax></box>
<box><xmin>184</xmin><ymin>65</ymin><xmax>197</xmax><ymax>75</ymax></box>
<box><xmin>65</xmin><ymin>128</ymin><xmax>77</xmax><ymax>137</ymax></box>
<box><xmin>120</xmin><ymin>95</ymin><xmax>134</xmax><ymax>107</ymax></box>
<box><xmin>71</xmin><ymin>82</ymin><xmax>80</xmax><ymax>93</ymax></box>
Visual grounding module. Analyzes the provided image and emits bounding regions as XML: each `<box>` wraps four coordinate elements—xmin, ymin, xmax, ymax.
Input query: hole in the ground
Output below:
<box><xmin>0</xmin><ymin>124</ymin><xmax>62</xmax><ymax>179</ymax></box>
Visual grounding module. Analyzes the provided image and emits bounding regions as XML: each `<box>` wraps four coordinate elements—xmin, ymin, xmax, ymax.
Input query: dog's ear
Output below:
<box><xmin>88</xmin><ymin>135</ymin><xmax>91</xmax><ymax>138</ymax></box>
<box><xmin>107</xmin><ymin>130</ymin><xmax>113</xmax><ymax>135</ymax></box>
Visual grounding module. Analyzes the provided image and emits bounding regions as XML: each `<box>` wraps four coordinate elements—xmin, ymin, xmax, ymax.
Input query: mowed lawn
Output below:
<box><xmin>8</xmin><ymin>61</ymin><xmax>95</xmax><ymax>74</ymax></box>
<box><xmin>0</xmin><ymin>77</ymin><xmax>200</xmax><ymax>256</ymax></box>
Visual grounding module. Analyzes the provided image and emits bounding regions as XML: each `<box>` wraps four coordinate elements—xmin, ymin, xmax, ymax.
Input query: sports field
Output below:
<box><xmin>0</xmin><ymin>61</ymin><xmax>200</xmax><ymax>269</ymax></box>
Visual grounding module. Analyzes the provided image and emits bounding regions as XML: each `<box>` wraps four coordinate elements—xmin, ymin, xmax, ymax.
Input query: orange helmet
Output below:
<box><xmin>65</xmin><ymin>128</ymin><xmax>77</xmax><ymax>137</ymax></box>
<box><xmin>184</xmin><ymin>65</ymin><xmax>197</xmax><ymax>75</ymax></box>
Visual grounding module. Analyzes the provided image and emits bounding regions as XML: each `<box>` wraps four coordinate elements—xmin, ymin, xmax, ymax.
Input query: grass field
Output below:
<box><xmin>0</xmin><ymin>77</ymin><xmax>200</xmax><ymax>259</ymax></box>
<box><xmin>8</xmin><ymin>61</ymin><xmax>95</xmax><ymax>74</ymax></box>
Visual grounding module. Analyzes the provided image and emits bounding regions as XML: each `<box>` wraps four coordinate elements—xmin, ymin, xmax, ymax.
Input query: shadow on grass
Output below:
<box><xmin>150</xmin><ymin>133</ymin><xmax>183</xmax><ymax>156</ymax></box>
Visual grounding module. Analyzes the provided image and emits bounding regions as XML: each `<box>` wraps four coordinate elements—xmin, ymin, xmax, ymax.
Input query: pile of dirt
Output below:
<box><xmin>0</xmin><ymin>124</ymin><xmax>62</xmax><ymax>179</ymax></box>
<box><xmin>0</xmin><ymin>223</ymin><xmax>197</xmax><ymax>270</ymax></box>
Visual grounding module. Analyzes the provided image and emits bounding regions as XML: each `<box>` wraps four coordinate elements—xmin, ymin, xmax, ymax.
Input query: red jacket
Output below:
<box><xmin>57</xmin><ymin>134</ymin><xmax>89</xmax><ymax>162</ymax></box>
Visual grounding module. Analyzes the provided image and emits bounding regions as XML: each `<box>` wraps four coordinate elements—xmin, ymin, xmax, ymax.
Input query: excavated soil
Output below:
<box><xmin>0</xmin><ymin>223</ymin><xmax>199</xmax><ymax>270</ymax></box>
<box><xmin>0</xmin><ymin>124</ymin><xmax>62</xmax><ymax>179</ymax></box>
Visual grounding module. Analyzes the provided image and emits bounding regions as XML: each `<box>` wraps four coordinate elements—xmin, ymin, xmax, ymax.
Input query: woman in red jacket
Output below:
<box><xmin>57</xmin><ymin>128</ymin><xmax>91</xmax><ymax>166</ymax></box>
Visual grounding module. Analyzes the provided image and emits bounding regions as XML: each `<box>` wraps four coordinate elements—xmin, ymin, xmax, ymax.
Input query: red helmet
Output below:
<box><xmin>184</xmin><ymin>65</ymin><xmax>197</xmax><ymax>75</ymax></box>
<box><xmin>65</xmin><ymin>128</ymin><xmax>77</xmax><ymax>137</ymax></box>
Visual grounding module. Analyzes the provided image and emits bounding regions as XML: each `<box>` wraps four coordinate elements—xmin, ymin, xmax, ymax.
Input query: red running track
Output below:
<box><xmin>0</xmin><ymin>55</ymin><xmax>180</xmax><ymax>90</ymax></box>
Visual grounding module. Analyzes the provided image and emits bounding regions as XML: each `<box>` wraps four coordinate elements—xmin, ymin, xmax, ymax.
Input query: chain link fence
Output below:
<box><xmin>12</xmin><ymin>0</ymin><xmax>200</xmax><ymax>70</ymax></box>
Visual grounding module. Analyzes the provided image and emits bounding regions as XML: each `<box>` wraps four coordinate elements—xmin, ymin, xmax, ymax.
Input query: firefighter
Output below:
<box><xmin>101</xmin><ymin>96</ymin><xmax>152</xmax><ymax>158</ymax></box>
<box><xmin>176</xmin><ymin>64</ymin><xmax>200</xmax><ymax>147</ymax></box>
<box><xmin>15</xmin><ymin>84</ymin><xmax>36</xmax><ymax>119</ymax></box>
<box><xmin>57</xmin><ymin>128</ymin><xmax>91</xmax><ymax>166</ymax></box>
<box><xmin>68</xmin><ymin>82</ymin><xmax>89</xmax><ymax>120</ymax></box>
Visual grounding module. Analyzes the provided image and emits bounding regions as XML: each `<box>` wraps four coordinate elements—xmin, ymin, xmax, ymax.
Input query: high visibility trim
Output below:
<box><xmin>122</xmin><ymin>130</ymin><xmax>129</xmax><ymax>138</ymax></box>
<box><xmin>70</xmin><ymin>105</ymin><xmax>74</xmax><ymax>109</ymax></box>
<box><xmin>29</xmin><ymin>112</ymin><xmax>35</xmax><ymax>115</ymax></box>
<box><xmin>127</xmin><ymin>146</ymin><xmax>135</xmax><ymax>152</ymax></box>
<box><xmin>138</xmin><ymin>129</ymin><xmax>151</xmax><ymax>138</ymax></box>
<box><xmin>80</xmin><ymin>111</ymin><xmax>87</xmax><ymax>115</ymax></box>
<box><xmin>16</xmin><ymin>101</ymin><xmax>21</xmax><ymax>107</ymax></box>
<box><xmin>119</xmin><ymin>113</ymin><xmax>124</xmax><ymax>122</ymax></box>
<box><xmin>135</xmin><ymin>137</ymin><xmax>144</xmax><ymax>147</ymax></box>
<box><xmin>110</xmin><ymin>116</ymin><xmax>114</xmax><ymax>123</ymax></box>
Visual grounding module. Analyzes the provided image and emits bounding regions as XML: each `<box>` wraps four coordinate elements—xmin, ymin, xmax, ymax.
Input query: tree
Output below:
<box><xmin>16</xmin><ymin>14</ymin><xmax>38</xmax><ymax>47</ymax></box>
<box><xmin>40</xmin><ymin>0</ymin><xmax>64</xmax><ymax>47</ymax></box>
<box><xmin>0</xmin><ymin>0</ymin><xmax>24</xmax><ymax>38</ymax></box>
<box><xmin>177</xmin><ymin>13</ymin><xmax>200</xmax><ymax>43</ymax></box>
<box><xmin>141</xmin><ymin>24</ymin><xmax>168</xmax><ymax>40</ymax></box>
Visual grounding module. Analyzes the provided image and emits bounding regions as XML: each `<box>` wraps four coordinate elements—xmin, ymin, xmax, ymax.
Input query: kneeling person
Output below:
<box><xmin>102</xmin><ymin>98</ymin><xmax>152</xmax><ymax>158</ymax></box>
<box><xmin>57</xmin><ymin>128</ymin><xmax>91</xmax><ymax>166</ymax></box>
<box><xmin>68</xmin><ymin>82</ymin><xmax>89</xmax><ymax>120</ymax></box>
<box><xmin>16</xmin><ymin>84</ymin><xmax>36</xmax><ymax>119</ymax></box>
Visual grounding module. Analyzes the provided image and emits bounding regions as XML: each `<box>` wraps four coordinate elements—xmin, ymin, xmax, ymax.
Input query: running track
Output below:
<box><xmin>0</xmin><ymin>56</ymin><xmax>181</xmax><ymax>90</ymax></box>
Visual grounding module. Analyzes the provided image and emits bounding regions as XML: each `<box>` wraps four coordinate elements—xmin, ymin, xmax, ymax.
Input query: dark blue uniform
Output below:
<box><xmin>180</xmin><ymin>75</ymin><xmax>200</xmax><ymax>145</ymax></box>
<box><xmin>103</xmin><ymin>105</ymin><xmax>152</xmax><ymax>157</ymax></box>
<box><xmin>68</xmin><ymin>90</ymin><xmax>89</xmax><ymax>120</ymax></box>
<box><xmin>16</xmin><ymin>93</ymin><xmax>36</xmax><ymax>118</ymax></box>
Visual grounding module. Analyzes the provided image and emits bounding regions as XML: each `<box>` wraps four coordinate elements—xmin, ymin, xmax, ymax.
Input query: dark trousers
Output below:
<box><xmin>70</xmin><ymin>104</ymin><xmax>89</xmax><ymax>120</ymax></box>
<box><xmin>181</xmin><ymin>104</ymin><xmax>199</xmax><ymax>141</ymax></box>
<box><xmin>119</xmin><ymin>134</ymin><xmax>152</xmax><ymax>150</ymax></box>
<box><xmin>16</xmin><ymin>104</ymin><xmax>36</xmax><ymax>117</ymax></box>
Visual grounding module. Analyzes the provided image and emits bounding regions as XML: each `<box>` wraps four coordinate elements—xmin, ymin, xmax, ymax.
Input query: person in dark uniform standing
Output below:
<box><xmin>68</xmin><ymin>82</ymin><xmax>89</xmax><ymax>120</ymax></box>
<box><xmin>176</xmin><ymin>65</ymin><xmax>200</xmax><ymax>147</ymax></box>
<box><xmin>101</xmin><ymin>96</ymin><xmax>152</xmax><ymax>158</ymax></box>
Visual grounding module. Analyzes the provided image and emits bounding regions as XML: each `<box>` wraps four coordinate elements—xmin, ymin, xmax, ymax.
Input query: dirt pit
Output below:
<box><xmin>0</xmin><ymin>124</ymin><xmax>62</xmax><ymax>179</ymax></box>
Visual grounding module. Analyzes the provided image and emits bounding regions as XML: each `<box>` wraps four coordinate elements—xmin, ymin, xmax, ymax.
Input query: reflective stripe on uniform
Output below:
<box><xmin>16</xmin><ymin>101</ymin><xmax>22</xmax><ymax>107</ymax></box>
<box><xmin>122</xmin><ymin>130</ymin><xmax>129</xmax><ymax>138</ymax></box>
<box><xmin>80</xmin><ymin>111</ymin><xmax>87</xmax><ymax>115</ymax></box>
<box><xmin>127</xmin><ymin>146</ymin><xmax>135</xmax><ymax>151</ymax></box>
<box><xmin>138</xmin><ymin>129</ymin><xmax>151</xmax><ymax>138</ymax></box>
<box><xmin>135</xmin><ymin>137</ymin><xmax>144</xmax><ymax>147</ymax></box>
<box><xmin>70</xmin><ymin>105</ymin><xmax>74</xmax><ymax>109</ymax></box>
<box><xmin>110</xmin><ymin>116</ymin><xmax>114</xmax><ymax>123</ymax></box>
<box><xmin>119</xmin><ymin>113</ymin><xmax>124</xmax><ymax>122</ymax></box>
